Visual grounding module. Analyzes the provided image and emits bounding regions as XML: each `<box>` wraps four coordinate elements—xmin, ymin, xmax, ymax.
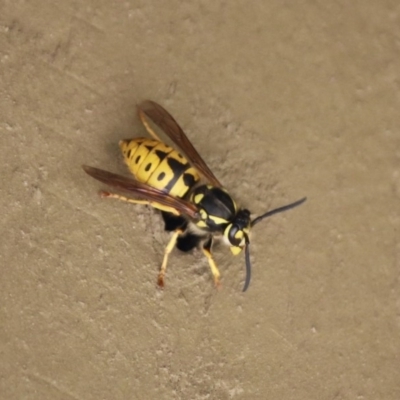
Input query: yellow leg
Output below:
<box><xmin>100</xmin><ymin>190</ymin><xmax>149</xmax><ymax>205</ymax></box>
<box><xmin>158</xmin><ymin>229</ymin><xmax>183</xmax><ymax>288</ymax></box>
<box><xmin>99</xmin><ymin>191</ymin><xmax>180</xmax><ymax>215</ymax></box>
<box><xmin>202</xmin><ymin>237</ymin><xmax>221</xmax><ymax>288</ymax></box>
<box><xmin>100</xmin><ymin>190</ymin><xmax>183</xmax><ymax>287</ymax></box>
<box><xmin>138</xmin><ymin>109</ymin><xmax>162</xmax><ymax>141</ymax></box>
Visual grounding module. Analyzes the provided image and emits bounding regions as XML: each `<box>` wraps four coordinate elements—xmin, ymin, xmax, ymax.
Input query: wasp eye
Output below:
<box><xmin>225</xmin><ymin>224</ymin><xmax>244</xmax><ymax>247</ymax></box>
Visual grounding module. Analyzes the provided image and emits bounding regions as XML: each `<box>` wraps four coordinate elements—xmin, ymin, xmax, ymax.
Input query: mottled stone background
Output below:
<box><xmin>1</xmin><ymin>2</ymin><xmax>399</xmax><ymax>399</ymax></box>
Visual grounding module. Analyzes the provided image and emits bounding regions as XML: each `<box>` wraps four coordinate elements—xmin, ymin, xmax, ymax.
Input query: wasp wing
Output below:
<box><xmin>138</xmin><ymin>100</ymin><xmax>222</xmax><ymax>187</ymax></box>
<box><xmin>82</xmin><ymin>165</ymin><xmax>200</xmax><ymax>219</ymax></box>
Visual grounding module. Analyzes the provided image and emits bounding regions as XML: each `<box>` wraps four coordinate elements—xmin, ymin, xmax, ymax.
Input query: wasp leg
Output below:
<box><xmin>100</xmin><ymin>191</ymin><xmax>149</xmax><ymax>205</ymax></box>
<box><xmin>177</xmin><ymin>233</ymin><xmax>202</xmax><ymax>252</ymax></box>
<box><xmin>202</xmin><ymin>236</ymin><xmax>221</xmax><ymax>288</ymax></box>
<box><xmin>99</xmin><ymin>191</ymin><xmax>180</xmax><ymax>215</ymax></box>
<box><xmin>161</xmin><ymin>211</ymin><xmax>187</xmax><ymax>232</ymax></box>
<box><xmin>158</xmin><ymin>229</ymin><xmax>184</xmax><ymax>288</ymax></box>
<box><xmin>138</xmin><ymin>108</ymin><xmax>162</xmax><ymax>141</ymax></box>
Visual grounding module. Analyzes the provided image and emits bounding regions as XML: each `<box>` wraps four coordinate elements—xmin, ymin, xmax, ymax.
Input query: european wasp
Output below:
<box><xmin>83</xmin><ymin>101</ymin><xmax>306</xmax><ymax>291</ymax></box>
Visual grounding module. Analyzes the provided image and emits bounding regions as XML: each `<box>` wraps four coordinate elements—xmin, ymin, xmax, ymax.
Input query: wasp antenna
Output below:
<box><xmin>251</xmin><ymin>197</ymin><xmax>307</xmax><ymax>227</ymax></box>
<box><xmin>242</xmin><ymin>234</ymin><xmax>251</xmax><ymax>292</ymax></box>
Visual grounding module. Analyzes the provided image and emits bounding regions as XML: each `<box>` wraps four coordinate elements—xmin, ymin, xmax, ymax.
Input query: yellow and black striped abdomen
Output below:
<box><xmin>119</xmin><ymin>138</ymin><xmax>200</xmax><ymax>198</ymax></box>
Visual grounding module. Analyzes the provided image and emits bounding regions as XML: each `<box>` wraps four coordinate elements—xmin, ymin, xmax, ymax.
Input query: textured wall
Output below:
<box><xmin>1</xmin><ymin>1</ymin><xmax>399</xmax><ymax>399</ymax></box>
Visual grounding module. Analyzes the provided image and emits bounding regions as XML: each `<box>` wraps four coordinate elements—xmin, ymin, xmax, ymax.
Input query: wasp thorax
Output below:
<box><xmin>191</xmin><ymin>185</ymin><xmax>237</xmax><ymax>232</ymax></box>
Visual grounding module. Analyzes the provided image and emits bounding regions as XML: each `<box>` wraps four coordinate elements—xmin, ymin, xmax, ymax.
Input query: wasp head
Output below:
<box><xmin>229</xmin><ymin>197</ymin><xmax>307</xmax><ymax>292</ymax></box>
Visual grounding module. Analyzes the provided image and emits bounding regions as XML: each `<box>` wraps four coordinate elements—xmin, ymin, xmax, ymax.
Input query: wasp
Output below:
<box><xmin>83</xmin><ymin>101</ymin><xmax>306</xmax><ymax>291</ymax></box>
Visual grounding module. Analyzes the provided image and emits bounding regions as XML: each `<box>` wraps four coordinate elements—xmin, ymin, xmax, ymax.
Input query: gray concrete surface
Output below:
<box><xmin>1</xmin><ymin>1</ymin><xmax>399</xmax><ymax>399</ymax></box>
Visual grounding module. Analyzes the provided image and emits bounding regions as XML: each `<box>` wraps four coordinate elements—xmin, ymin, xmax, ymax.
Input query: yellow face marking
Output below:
<box><xmin>223</xmin><ymin>224</ymin><xmax>232</xmax><ymax>240</ymax></box>
<box><xmin>230</xmin><ymin>246</ymin><xmax>243</xmax><ymax>255</ymax></box>
<box><xmin>234</xmin><ymin>230</ymin><xmax>244</xmax><ymax>240</ymax></box>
